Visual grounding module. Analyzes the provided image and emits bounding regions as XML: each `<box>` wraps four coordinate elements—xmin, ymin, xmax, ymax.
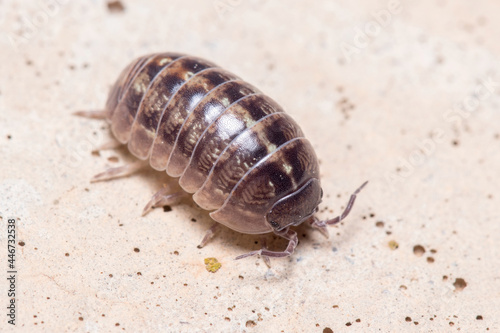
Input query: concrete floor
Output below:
<box><xmin>1</xmin><ymin>0</ymin><xmax>499</xmax><ymax>331</ymax></box>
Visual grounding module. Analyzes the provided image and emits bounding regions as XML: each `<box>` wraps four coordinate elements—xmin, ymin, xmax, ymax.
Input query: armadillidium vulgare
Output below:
<box><xmin>76</xmin><ymin>53</ymin><xmax>367</xmax><ymax>264</ymax></box>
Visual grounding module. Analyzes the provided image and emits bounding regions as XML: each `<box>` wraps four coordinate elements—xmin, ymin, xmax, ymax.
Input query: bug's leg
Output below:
<box><xmin>313</xmin><ymin>181</ymin><xmax>368</xmax><ymax>228</ymax></box>
<box><xmin>142</xmin><ymin>184</ymin><xmax>188</xmax><ymax>216</ymax></box>
<box><xmin>197</xmin><ymin>223</ymin><xmax>220</xmax><ymax>248</ymax></box>
<box><xmin>91</xmin><ymin>160</ymin><xmax>147</xmax><ymax>183</ymax></box>
<box><xmin>259</xmin><ymin>236</ymin><xmax>272</xmax><ymax>268</ymax></box>
<box><xmin>73</xmin><ymin>110</ymin><xmax>107</xmax><ymax>119</ymax></box>
<box><xmin>235</xmin><ymin>228</ymin><xmax>298</xmax><ymax>262</ymax></box>
<box><xmin>74</xmin><ymin>110</ymin><xmax>122</xmax><ymax>152</ymax></box>
<box><xmin>309</xmin><ymin>217</ymin><xmax>330</xmax><ymax>238</ymax></box>
<box><xmin>92</xmin><ymin>139</ymin><xmax>122</xmax><ymax>154</ymax></box>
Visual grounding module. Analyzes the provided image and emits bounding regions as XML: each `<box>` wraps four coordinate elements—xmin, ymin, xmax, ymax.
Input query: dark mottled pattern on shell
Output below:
<box><xmin>194</xmin><ymin>112</ymin><xmax>304</xmax><ymax>210</ymax></box>
<box><xmin>105</xmin><ymin>53</ymin><xmax>320</xmax><ymax>234</ymax></box>
<box><xmin>128</xmin><ymin>56</ymin><xmax>217</xmax><ymax>159</ymax></box>
<box><xmin>179</xmin><ymin>93</ymin><xmax>282</xmax><ymax>193</ymax></box>
<box><xmin>110</xmin><ymin>53</ymin><xmax>184</xmax><ymax>143</ymax></box>
<box><xmin>163</xmin><ymin>80</ymin><xmax>260</xmax><ymax>176</ymax></box>
<box><xmin>211</xmin><ymin>138</ymin><xmax>319</xmax><ymax>234</ymax></box>
<box><xmin>105</xmin><ymin>55</ymin><xmax>150</xmax><ymax>119</ymax></box>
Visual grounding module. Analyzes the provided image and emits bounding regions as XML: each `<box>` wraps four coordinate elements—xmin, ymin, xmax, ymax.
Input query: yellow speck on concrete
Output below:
<box><xmin>388</xmin><ymin>240</ymin><xmax>399</xmax><ymax>250</ymax></box>
<box><xmin>204</xmin><ymin>257</ymin><xmax>222</xmax><ymax>273</ymax></box>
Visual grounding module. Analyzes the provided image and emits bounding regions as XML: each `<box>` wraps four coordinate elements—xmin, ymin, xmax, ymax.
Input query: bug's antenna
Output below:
<box><xmin>324</xmin><ymin>181</ymin><xmax>368</xmax><ymax>225</ymax></box>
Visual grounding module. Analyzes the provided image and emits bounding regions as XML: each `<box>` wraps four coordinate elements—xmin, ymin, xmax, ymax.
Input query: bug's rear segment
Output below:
<box><xmin>109</xmin><ymin>53</ymin><xmax>187</xmax><ymax>142</ymax></box>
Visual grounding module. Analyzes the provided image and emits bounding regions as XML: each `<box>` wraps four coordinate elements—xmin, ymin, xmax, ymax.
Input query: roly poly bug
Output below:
<box><xmin>75</xmin><ymin>52</ymin><xmax>367</xmax><ymax>264</ymax></box>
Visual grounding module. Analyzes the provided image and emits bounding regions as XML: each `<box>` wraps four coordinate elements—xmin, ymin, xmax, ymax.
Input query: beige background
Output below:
<box><xmin>1</xmin><ymin>0</ymin><xmax>499</xmax><ymax>332</ymax></box>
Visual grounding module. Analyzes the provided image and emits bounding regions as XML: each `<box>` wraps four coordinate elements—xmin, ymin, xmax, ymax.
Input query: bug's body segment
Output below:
<box><xmin>81</xmin><ymin>52</ymin><xmax>367</xmax><ymax>262</ymax></box>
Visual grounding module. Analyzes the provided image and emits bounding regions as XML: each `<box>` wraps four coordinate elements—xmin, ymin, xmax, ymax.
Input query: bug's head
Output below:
<box><xmin>266</xmin><ymin>178</ymin><xmax>322</xmax><ymax>232</ymax></box>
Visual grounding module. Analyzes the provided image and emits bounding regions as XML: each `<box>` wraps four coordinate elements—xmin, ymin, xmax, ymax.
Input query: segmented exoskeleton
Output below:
<box><xmin>76</xmin><ymin>53</ymin><xmax>367</xmax><ymax>264</ymax></box>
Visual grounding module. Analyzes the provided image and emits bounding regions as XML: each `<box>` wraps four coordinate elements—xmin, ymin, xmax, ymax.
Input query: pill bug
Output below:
<box><xmin>76</xmin><ymin>52</ymin><xmax>367</xmax><ymax>264</ymax></box>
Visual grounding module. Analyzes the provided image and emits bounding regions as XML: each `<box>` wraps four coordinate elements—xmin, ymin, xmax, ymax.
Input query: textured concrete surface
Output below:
<box><xmin>1</xmin><ymin>0</ymin><xmax>499</xmax><ymax>332</ymax></box>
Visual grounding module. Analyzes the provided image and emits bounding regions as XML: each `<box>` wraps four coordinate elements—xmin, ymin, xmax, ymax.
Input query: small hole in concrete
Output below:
<box><xmin>107</xmin><ymin>1</ymin><xmax>125</xmax><ymax>13</ymax></box>
<box><xmin>413</xmin><ymin>245</ymin><xmax>425</xmax><ymax>256</ymax></box>
<box><xmin>453</xmin><ymin>278</ymin><xmax>467</xmax><ymax>291</ymax></box>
